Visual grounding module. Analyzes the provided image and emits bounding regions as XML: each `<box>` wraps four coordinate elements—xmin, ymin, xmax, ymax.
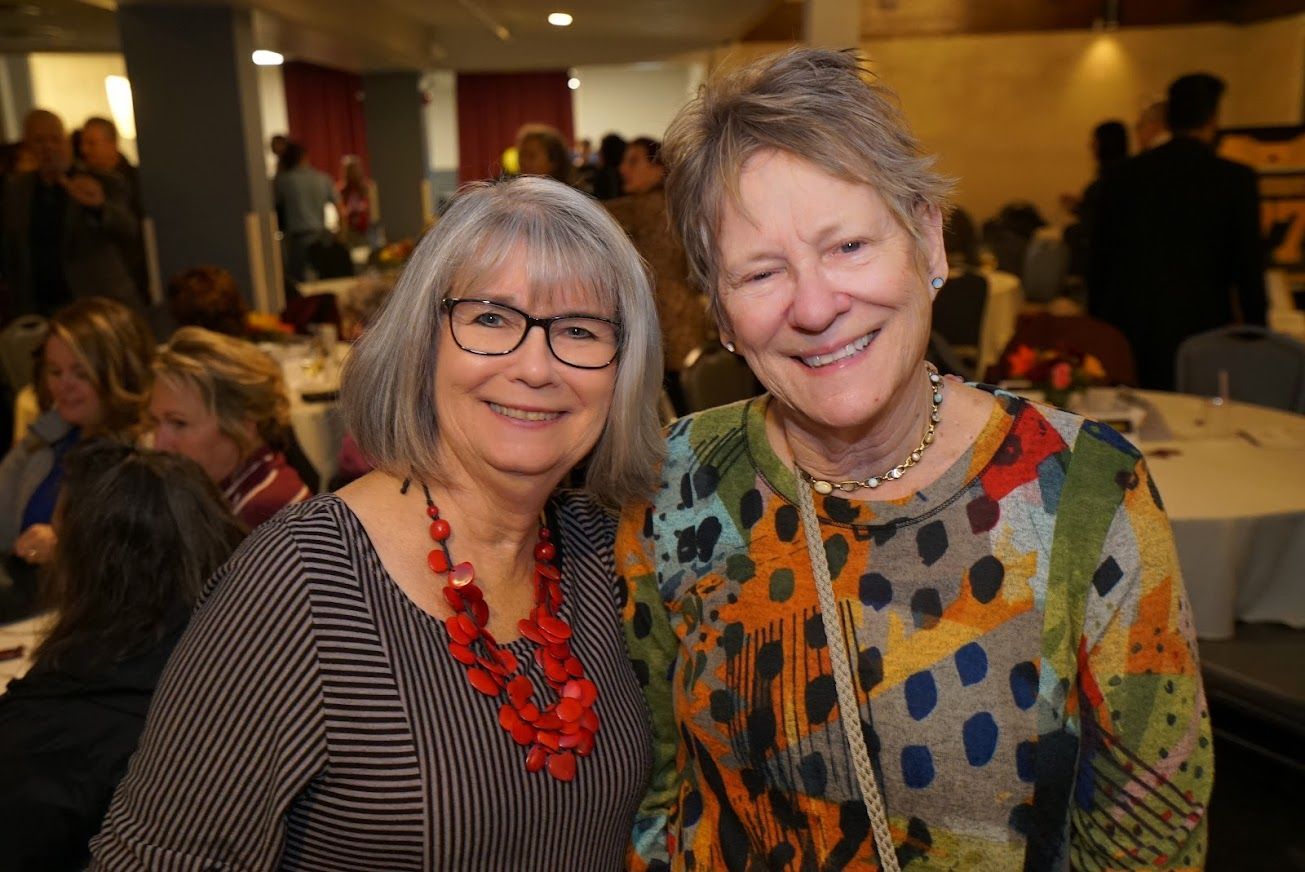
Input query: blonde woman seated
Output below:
<box><xmin>0</xmin><ymin>298</ymin><xmax>153</xmax><ymax>619</ymax></box>
<box><xmin>148</xmin><ymin>327</ymin><xmax>309</xmax><ymax>528</ymax></box>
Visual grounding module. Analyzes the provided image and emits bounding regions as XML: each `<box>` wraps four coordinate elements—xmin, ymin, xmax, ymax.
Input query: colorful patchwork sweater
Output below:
<box><xmin>617</xmin><ymin>392</ymin><xmax>1211</xmax><ymax>871</ymax></box>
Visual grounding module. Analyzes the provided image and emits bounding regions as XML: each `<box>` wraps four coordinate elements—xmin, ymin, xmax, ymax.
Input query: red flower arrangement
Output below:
<box><xmin>1002</xmin><ymin>344</ymin><xmax>1108</xmax><ymax>408</ymax></box>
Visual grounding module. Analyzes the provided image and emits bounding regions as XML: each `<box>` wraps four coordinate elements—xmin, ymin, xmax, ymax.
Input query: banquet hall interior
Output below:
<box><xmin>0</xmin><ymin>0</ymin><xmax>1303</xmax><ymax>868</ymax></box>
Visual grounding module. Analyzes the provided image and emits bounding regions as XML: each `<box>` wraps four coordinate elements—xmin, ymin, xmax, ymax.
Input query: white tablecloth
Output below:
<box><xmin>0</xmin><ymin>613</ymin><xmax>46</xmax><ymax>689</ymax></box>
<box><xmin>260</xmin><ymin>341</ymin><xmax>349</xmax><ymax>489</ymax></box>
<box><xmin>1134</xmin><ymin>391</ymin><xmax>1305</xmax><ymax>639</ymax></box>
<box><xmin>977</xmin><ymin>269</ymin><xmax>1022</xmax><ymax>379</ymax></box>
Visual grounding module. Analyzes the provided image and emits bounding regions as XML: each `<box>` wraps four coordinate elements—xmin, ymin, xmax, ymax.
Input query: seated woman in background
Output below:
<box><xmin>515</xmin><ymin>123</ymin><xmax>575</xmax><ymax>187</ymax></box>
<box><xmin>0</xmin><ymin>441</ymin><xmax>245</xmax><ymax>871</ymax></box>
<box><xmin>606</xmin><ymin>137</ymin><xmax>712</xmax><ymax>415</ymax></box>
<box><xmin>148</xmin><ymin>327</ymin><xmax>309</xmax><ymax>528</ymax></box>
<box><xmin>0</xmin><ymin>298</ymin><xmax>153</xmax><ymax>619</ymax></box>
<box><xmin>154</xmin><ymin>264</ymin><xmax>250</xmax><ymax>340</ymax></box>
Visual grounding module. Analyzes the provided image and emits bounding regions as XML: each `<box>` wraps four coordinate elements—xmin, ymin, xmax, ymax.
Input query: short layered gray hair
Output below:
<box><xmin>342</xmin><ymin>176</ymin><xmax>664</xmax><ymax>511</ymax></box>
<box><xmin>662</xmin><ymin>48</ymin><xmax>953</xmax><ymax>326</ymax></box>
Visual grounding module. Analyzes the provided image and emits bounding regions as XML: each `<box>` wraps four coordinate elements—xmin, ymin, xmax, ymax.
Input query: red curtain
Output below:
<box><xmin>456</xmin><ymin>71</ymin><xmax>574</xmax><ymax>183</ymax></box>
<box><xmin>283</xmin><ymin>61</ymin><xmax>370</xmax><ymax>181</ymax></box>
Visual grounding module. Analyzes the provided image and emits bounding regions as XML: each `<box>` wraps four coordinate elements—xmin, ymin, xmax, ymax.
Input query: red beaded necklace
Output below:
<box><xmin>408</xmin><ymin>480</ymin><xmax>599</xmax><ymax>782</ymax></box>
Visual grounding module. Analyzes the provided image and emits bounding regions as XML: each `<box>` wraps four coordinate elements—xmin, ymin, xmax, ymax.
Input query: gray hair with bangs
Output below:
<box><xmin>341</xmin><ymin>176</ymin><xmax>664</xmax><ymax>511</ymax></box>
<box><xmin>662</xmin><ymin>47</ymin><xmax>953</xmax><ymax>327</ymax></box>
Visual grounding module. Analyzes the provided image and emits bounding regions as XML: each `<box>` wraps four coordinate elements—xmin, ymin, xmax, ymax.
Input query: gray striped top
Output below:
<box><xmin>89</xmin><ymin>493</ymin><xmax>652</xmax><ymax>870</ymax></box>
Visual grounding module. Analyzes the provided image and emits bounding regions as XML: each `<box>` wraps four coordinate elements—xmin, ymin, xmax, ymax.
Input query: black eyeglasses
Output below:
<box><xmin>442</xmin><ymin>298</ymin><xmax>621</xmax><ymax>370</ymax></box>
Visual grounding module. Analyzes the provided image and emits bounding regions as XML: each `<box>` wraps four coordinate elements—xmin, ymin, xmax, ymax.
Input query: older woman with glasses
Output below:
<box><xmin>618</xmin><ymin>49</ymin><xmax>1210</xmax><ymax>871</ymax></box>
<box><xmin>91</xmin><ymin>177</ymin><xmax>665</xmax><ymax>870</ymax></box>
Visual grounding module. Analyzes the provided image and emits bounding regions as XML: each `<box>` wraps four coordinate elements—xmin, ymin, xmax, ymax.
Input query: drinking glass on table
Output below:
<box><xmin>1197</xmin><ymin>369</ymin><xmax>1232</xmax><ymax>438</ymax></box>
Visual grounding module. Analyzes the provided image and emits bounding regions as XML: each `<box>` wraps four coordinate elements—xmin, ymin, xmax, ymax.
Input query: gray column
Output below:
<box><xmin>117</xmin><ymin>5</ymin><xmax>279</xmax><ymax>310</ymax></box>
<box><xmin>362</xmin><ymin>72</ymin><xmax>429</xmax><ymax>242</ymax></box>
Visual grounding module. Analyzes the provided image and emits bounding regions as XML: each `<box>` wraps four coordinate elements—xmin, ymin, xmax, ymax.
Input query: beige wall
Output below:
<box><xmin>28</xmin><ymin>52</ymin><xmax>138</xmax><ymax>163</ymax></box>
<box><xmin>572</xmin><ymin>61</ymin><xmax>704</xmax><ymax>146</ymax></box>
<box><xmin>724</xmin><ymin>14</ymin><xmax>1305</xmax><ymax>227</ymax></box>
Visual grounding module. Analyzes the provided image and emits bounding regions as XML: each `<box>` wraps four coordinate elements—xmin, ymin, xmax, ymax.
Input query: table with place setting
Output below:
<box><xmin>976</xmin><ymin>268</ymin><xmax>1023</xmax><ymax>379</ymax></box>
<box><xmin>259</xmin><ymin>334</ymin><xmax>349</xmax><ymax>490</ymax></box>
<box><xmin>1073</xmin><ymin>388</ymin><xmax>1305</xmax><ymax>640</ymax></box>
<box><xmin>0</xmin><ymin>612</ymin><xmax>45</xmax><ymax>689</ymax></box>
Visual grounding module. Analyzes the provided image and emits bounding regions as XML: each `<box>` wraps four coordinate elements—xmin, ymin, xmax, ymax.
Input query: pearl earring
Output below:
<box><xmin>724</xmin><ymin>342</ymin><xmax>736</xmax><ymax>353</ymax></box>
<box><xmin>930</xmin><ymin>276</ymin><xmax>944</xmax><ymax>290</ymax></box>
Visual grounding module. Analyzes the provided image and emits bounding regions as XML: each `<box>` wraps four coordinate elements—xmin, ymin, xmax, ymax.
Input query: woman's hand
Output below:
<box><xmin>14</xmin><ymin>523</ymin><xmax>57</xmax><ymax>565</ymax></box>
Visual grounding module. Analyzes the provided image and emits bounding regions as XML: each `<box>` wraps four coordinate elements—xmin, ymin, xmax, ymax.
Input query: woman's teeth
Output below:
<box><xmin>490</xmin><ymin>403</ymin><xmax>561</xmax><ymax>421</ymax></box>
<box><xmin>801</xmin><ymin>331</ymin><xmax>877</xmax><ymax>368</ymax></box>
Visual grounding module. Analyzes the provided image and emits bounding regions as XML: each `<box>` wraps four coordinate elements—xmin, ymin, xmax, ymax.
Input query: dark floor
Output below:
<box><xmin>1200</xmin><ymin>623</ymin><xmax>1305</xmax><ymax>871</ymax></box>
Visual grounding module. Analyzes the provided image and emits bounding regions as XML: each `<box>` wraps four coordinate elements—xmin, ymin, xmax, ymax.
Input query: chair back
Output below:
<box><xmin>282</xmin><ymin>293</ymin><xmax>342</xmax><ymax>335</ymax></box>
<box><xmin>0</xmin><ymin>315</ymin><xmax>48</xmax><ymax>391</ymax></box>
<box><xmin>1175</xmin><ymin>326</ymin><xmax>1305</xmax><ymax>413</ymax></box>
<box><xmin>680</xmin><ymin>342</ymin><xmax>761</xmax><ymax>414</ymax></box>
<box><xmin>1022</xmin><ymin>237</ymin><xmax>1069</xmax><ymax>303</ymax></box>
<box><xmin>931</xmin><ymin>272</ymin><xmax>988</xmax><ymax>349</ymax></box>
<box><xmin>927</xmin><ymin>331</ymin><xmax>972</xmax><ymax>380</ymax></box>
<box><xmin>307</xmin><ymin>238</ymin><xmax>356</xmax><ymax>280</ymax></box>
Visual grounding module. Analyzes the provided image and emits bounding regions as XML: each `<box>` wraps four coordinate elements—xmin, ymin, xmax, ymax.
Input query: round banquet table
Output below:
<box><xmin>1133</xmin><ymin>390</ymin><xmax>1305</xmax><ymax>640</ymax></box>
<box><xmin>0</xmin><ymin>612</ymin><xmax>45</xmax><ymax>689</ymax></box>
<box><xmin>976</xmin><ymin>268</ymin><xmax>1022</xmax><ymax>379</ymax></box>
<box><xmin>259</xmin><ymin>341</ymin><xmax>349</xmax><ymax>490</ymax></box>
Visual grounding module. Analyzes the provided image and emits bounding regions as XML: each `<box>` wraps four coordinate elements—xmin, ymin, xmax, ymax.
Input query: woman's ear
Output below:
<box><xmin>920</xmin><ymin>204</ymin><xmax>947</xmax><ymax>298</ymax></box>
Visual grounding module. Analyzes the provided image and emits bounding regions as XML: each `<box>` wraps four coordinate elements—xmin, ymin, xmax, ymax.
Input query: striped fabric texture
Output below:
<box><xmin>90</xmin><ymin>492</ymin><xmax>652</xmax><ymax>870</ymax></box>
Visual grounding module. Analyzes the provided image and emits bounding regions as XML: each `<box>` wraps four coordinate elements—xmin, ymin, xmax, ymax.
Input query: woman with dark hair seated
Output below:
<box><xmin>0</xmin><ymin>441</ymin><xmax>245</xmax><ymax>871</ymax></box>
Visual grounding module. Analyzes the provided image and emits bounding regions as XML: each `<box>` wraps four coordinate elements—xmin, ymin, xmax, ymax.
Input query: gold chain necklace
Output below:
<box><xmin>797</xmin><ymin>365</ymin><xmax>943</xmax><ymax>494</ymax></box>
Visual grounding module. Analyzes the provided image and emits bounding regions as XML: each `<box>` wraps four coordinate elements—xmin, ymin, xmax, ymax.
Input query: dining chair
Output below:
<box><xmin>1176</xmin><ymin>326</ymin><xmax>1305</xmax><ymax>413</ymax></box>
<box><xmin>0</xmin><ymin>315</ymin><xmax>48</xmax><ymax>392</ymax></box>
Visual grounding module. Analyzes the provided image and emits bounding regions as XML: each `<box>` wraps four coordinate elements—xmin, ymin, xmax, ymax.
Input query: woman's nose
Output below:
<box><xmin>789</xmin><ymin>267</ymin><xmax>847</xmax><ymax>333</ymax></box>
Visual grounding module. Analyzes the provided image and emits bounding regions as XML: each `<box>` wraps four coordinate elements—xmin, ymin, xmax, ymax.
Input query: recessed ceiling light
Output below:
<box><xmin>548</xmin><ymin>12</ymin><xmax>573</xmax><ymax>26</ymax></box>
<box><xmin>567</xmin><ymin>77</ymin><xmax>580</xmax><ymax>90</ymax></box>
<box><xmin>251</xmin><ymin>50</ymin><xmax>284</xmax><ymax>66</ymax></box>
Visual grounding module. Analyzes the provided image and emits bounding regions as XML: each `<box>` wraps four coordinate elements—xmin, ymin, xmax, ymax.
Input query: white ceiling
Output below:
<box><xmin>4</xmin><ymin>0</ymin><xmax>776</xmax><ymax>72</ymax></box>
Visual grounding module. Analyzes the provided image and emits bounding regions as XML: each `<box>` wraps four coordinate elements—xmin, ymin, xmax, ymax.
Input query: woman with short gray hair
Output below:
<box><xmin>619</xmin><ymin>48</ymin><xmax>1209</xmax><ymax>871</ymax></box>
<box><xmin>92</xmin><ymin>177</ymin><xmax>665</xmax><ymax>870</ymax></box>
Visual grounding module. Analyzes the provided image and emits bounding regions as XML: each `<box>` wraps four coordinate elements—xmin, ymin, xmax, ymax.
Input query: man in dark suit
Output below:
<box><xmin>1089</xmin><ymin>73</ymin><xmax>1266</xmax><ymax>390</ymax></box>
<box><xmin>79</xmin><ymin>116</ymin><xmax>148</xmax><ymax>303</ymax></box>
<box><xmin>1</xmin><ymin>109</ymin><xmax>141</xmax><ymax>320</ymax></box>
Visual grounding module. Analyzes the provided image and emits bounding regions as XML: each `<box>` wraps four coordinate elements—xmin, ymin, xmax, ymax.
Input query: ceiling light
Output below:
<box><xmin>251</xmin><ymin>50</ymin><xmax>284</xmax><ymax>66</ymax></box>
<box><xmin>567</xmin><ymin>77</ymin><xmax>580</xmax><ymax>90</ymax></box>
<box><xmin>548</xmin><ymin>12</ymin><xmax>573</xmax><ymax>26</ymax></box>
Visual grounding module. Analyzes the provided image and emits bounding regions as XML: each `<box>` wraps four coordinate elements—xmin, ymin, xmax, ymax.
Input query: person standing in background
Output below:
<box><xmin>606</xmin><ymin>137</ymin><xmax>711</xmax><ymax>414</ymax></box>
<box><xmin>1063</xmin><ymin>120</ymin><xmax>1129</xmax><ymax>281</ymax></box>
<box><xmin>337</xmin><ymin>155</ymin><xmax>373</xmax><ymax>247</ymax></box>
<box><xmin>273</xmin><ymin>142</ymin><xmax>340</xmax><ymax>283</ymax></box>
<box><xmin>1</xmin><ymin>109</ymin><xmax>140</xmax><ymax>318</ymax></box>
<box><xmin>1089</xmin><ymin>73</ymin><xmax>1266</xmax><ymax>389</ymax></box>
<box><xmin>591</xmin><ymin>133</ymin><xmax>626</xmax><ymax>201</ymax></box>
<box><xmin>515</xmin><ymin>124</ymin><xmax>575</xmax><ymax>187</ymax></box>
<box><xmin>79</xmin><ymin>117</ymin><xmax>148</xmax><ymax>304</ymax></box>
<box><xmin>1134</xmin><ymin>99</ymin><xmax>1170</xmax><ymax>152</ymax></box>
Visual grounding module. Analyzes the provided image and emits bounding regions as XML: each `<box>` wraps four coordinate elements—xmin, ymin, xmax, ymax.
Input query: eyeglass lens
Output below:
<box><xmin>447</xmin><ymin>300</ymin><xmax>618</xmax><ymax>368</ymax></box>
